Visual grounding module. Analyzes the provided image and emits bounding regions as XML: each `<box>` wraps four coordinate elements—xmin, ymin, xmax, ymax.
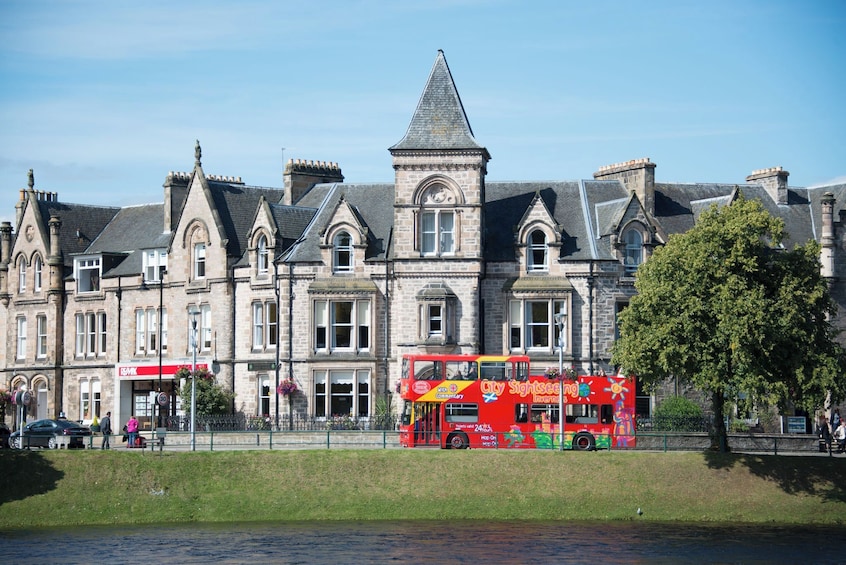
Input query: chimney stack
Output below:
<box><xmin>746</xmin><ymin>166</ymin><xmax>789</xmax><ymax>205</ymax></box>
<box><xmin>594</xmin><ymin>158</ymin><xmax>656</xmax><ymax>216</ymax></box>
<box><xmin>283</xmin><ymin>159</ymin><xmax>344</xmax><ymax>206</ymax></box>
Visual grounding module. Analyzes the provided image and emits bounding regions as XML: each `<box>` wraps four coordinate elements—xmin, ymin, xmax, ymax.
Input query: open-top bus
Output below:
<box><xmin>398</xmin><ymin>354</ymin><xmax>636</xmax><ymax>450</ymax></box>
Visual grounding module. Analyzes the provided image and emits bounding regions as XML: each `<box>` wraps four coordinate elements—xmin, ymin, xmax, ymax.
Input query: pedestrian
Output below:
<box><xmin>835</xmin><ymin>420</ymin><xmax>846</xmax><ymax>454</ymax></box>
<box><xmin>831</xmin><ymin>408</ymin><xmax>841</xmax><ymax>432</ymax></box>
<box><xmin>817</xmin><ymin>414</ymin><xmax>832</xmax><ymax>455</ymax></box>
<box><xmin>100</xmin><ymin>411</ymin><xmax>112</xmax><ymax>450</ymax></box>
<box><xmin>126</xmin><ymin>415</ymin><xmax>139</xmax><ymax>448</ymax></box>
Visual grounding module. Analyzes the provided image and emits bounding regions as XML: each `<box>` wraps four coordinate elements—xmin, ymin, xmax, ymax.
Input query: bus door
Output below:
<box><xmin>413</xmin><ymin>402</ymin><xmax>441</xmax><ymax>446</ymax></box>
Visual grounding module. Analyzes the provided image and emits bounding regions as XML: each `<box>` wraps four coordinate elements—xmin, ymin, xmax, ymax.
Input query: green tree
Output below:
<box><xmin>176</xmin><ymin>368</ymin><xmax>235</xmax><ymax>416</ymax></box>
<box><xmin>611</xmin><ymin>196</ymin><xmax>846</xmax><ymax>451</ymax></box>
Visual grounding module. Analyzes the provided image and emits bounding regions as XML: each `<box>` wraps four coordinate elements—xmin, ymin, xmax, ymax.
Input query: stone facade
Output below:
<box><xmin>1</xmin><ymin>52</ymin><xmax>844</xmax><ymax>432</ymax></box>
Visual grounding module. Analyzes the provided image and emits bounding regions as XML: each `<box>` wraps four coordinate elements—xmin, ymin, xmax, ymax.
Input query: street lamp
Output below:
<box><xmin>554</xmin><ymin>309</ymin><xmax>567</xmax><ymax>451</ymax></box>
<box><xmin>188</xmin><ymin>307</ymin><xmax>200</xmax><ymax>452</ymax></box>
<box><xmin>157</xmin><ymin>267</ymin><xmax>166</xmax><ymax>428</ymax></box>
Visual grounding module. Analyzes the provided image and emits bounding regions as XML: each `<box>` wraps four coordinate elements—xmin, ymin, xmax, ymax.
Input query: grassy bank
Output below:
<box><xmin>1</xmin><ymin>449</ymin><xmax>844</xmax><ymax>529</ymax></box>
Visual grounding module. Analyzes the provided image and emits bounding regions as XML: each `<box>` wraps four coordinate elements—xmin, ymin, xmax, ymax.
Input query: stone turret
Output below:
<box><xmin>282</xmin><ymin>159</ymin><xmax>344</xmax><ymax>206</ymax></box>
<box><xmin>821</xmin><ymin>191</ymin><xmax>835</xmax><ymax>280</ymax></box>
<box><xmin>746</xmin><ymin>166</ymin><xmax>789</xmax><ymax>205</ymax></box>
<box><xmin>594</xmin><ymin>158</ymin><xmax>656</xmax><ymax>216</ymax></box>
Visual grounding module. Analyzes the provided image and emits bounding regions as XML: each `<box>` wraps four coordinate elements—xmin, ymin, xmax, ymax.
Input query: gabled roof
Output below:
<box><xmin>286</xmin><ymin>183</ymin><xmax>395</xmax><ymax>263</ymax></box>
<box><xmin>390</xmin><ymin>50</ymin><xmax>486</xmax><ymax>154</ymax></box>
<box><xmin>205</xmin><ymin>180</ymin><xmax>286</xmax><ymax>260</ymax></box>
<box><xmin>34</xmin><ymin>199</ymin><xmax>121</xmax><ymax>269</ymax></box>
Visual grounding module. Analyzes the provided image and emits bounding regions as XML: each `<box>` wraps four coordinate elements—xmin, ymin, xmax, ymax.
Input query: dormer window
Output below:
<box><xmin>527</xmin><ymin>230</ymin><xmax>548</xmax><ymax>272</ymax></box>
<box><xmin>257</xmin><ymin>235</ymin><xmax>269</xmax><ymax>275</ymax></box>
<box><xmin>623</xmin><ymin>228</ymin><xmax>644</xmax><ymax>274</ymax></box>
<box><xmin>333</xmin><ymin>231</ymin><xmax>353</xmax><ymax>273</ymax></box>
<box><xmin>144</xmin><ymin>249</ymin><xmax>168</xmax><ymax>282</ymax></box>
<box><xmin>75</xmin><ymin>257</ymin><xmax>101</xmax><ymax>293</ymax></box>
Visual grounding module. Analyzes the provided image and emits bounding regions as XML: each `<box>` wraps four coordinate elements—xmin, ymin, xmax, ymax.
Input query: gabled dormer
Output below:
<box><xmin>247</xmin><ymin>196</ymin><xmax>277</xmax><ymax>282</ymax></box>
<box><xmin>514</xmin><ymin>191</ymin><xmax>562</xmax><ymax>273</ymax></box>
<box><xmin>606</xmin><ymin>192</ymin><xmax>663</xmax><ymax>276</ymax></box>
<box><xmin>319</xmin><ymin>194</ymin><xmax>369</xmax><ymax>275</ymax></box>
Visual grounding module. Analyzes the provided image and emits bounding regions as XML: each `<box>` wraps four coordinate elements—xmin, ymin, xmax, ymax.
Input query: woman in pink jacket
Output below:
<box><xmin>126</xmin><ymin>415</ymin><xmax>139</xmax><ymax>448</ymax></box>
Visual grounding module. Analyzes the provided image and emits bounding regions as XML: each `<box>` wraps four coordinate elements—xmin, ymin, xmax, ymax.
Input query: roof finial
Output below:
<box><xmin>28</xmin><ymin>168</ymin><xmax>34</xmax><ymax>190</ymax></box>
<box><xmin>195</xmin><ymin>139</ymin><xmax>202</xmax><ymax>167</ymax></box>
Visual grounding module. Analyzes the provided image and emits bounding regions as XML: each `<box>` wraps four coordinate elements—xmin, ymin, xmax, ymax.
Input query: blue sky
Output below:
<box><xmin>1</xmin><ymin>1</ymin><xmax>844</xmax><ymax>225</ymax></box>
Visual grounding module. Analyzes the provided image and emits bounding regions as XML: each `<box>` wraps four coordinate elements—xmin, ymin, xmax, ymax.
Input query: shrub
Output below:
<box><xmin>652</xmin><ymin>396</ymin><xmax>704</xmax><ymax>431</ymax></box>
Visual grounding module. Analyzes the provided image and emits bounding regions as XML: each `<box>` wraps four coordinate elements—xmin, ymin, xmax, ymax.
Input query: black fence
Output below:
<box><xmin>636</xmin><ymin>416</ymin><xmax>714</xmax><ymax>433</ymax></box>
<box><xmin>163</xmin><ymin>414</ymin><xmax>399</xmax><ymax>433</ymax></box>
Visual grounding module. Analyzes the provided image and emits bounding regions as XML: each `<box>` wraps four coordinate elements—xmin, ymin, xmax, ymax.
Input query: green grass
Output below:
<box><xmin>1</xmin><ymin>449</ymin><xmax>844</xmax><ymax>529</ymax></box>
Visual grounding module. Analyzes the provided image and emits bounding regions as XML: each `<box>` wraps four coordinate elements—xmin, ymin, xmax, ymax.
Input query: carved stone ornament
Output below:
<box><xmin>25</xmin><ymin>224</ymin><xmax>34</xmax><ymax>242</ymax></box>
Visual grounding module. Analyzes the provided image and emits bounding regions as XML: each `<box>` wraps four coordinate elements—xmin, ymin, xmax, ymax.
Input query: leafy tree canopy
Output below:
<box><xmin>611</xmin><ymin>195</ymin><xmax>846</xmax><ymax>450</ymax></box>
<box><xmin>176</xmin><ymin>367</ymin><xmax>235</xmax><ymax>416</ymax></box>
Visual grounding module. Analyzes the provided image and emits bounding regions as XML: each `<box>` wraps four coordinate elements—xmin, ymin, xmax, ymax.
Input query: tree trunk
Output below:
<box><xmin>710</xmin><ymin>390</ymin><xmax>730</xmax><ymax>452</ymax></box>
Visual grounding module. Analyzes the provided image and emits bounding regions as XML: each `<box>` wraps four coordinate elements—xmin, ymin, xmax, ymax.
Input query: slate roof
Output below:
<box><xmin>34</xmin><ymin>199</ymin><xmax>121</xmax><ymax>271</ymax></box>
<box><xmin>204</xmin><ymin>180</ymin><xmax>285</xmax><ymax>261</ymax></box>
<box><xmin>390</xmin><ymin>50</ymin><xmax>486</xmax><ymax>154</ymax></box>
<box><xmin>84</xmin><ymin>204</ymin><xmax>170</xmax><ymax>278</ymax></box>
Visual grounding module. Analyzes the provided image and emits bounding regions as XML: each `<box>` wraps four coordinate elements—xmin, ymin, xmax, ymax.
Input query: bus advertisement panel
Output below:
<box><xmin>398</xmin><ymin>354</ymin><xmax>636</xmax><ymax>450</ymax></box>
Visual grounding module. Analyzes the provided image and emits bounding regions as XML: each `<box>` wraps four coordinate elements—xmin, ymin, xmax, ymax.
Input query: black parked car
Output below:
<box><xmin>9</xmin><ymin>419</ymin><xmax>92</xmax><ymax>449</ymax></box>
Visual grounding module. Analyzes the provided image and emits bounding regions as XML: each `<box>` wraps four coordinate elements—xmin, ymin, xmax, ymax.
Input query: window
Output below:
<box><xmin>333</xmin><ymin>231</ymin><xmax>353</xmax><ymax>273</ymax></box>
<box><xmin>416</xmin><ymin>283</ymin><xmax>457</xmax><ymax>343</ymax></box>
<box><xmin>18</xmin><ymin>260</ymin><xmax>26</xmax><ymax>293</ymax></box>
<box><xmin>259</xmin><ymin>375</ymin><xmax>271</xmax><ymax>416</ymax></box>
<box><xmin>72</xmin><ymin>311</ymin><xmax>105</xmax><ymax>358</ymax></box>
<box><xmin>200</xmin><ymin>305</ymin><xmax>212</xmax><ymax>351</ymax></box>
<box><xmin>527</xmin><ymin>230</ymin><xmax>548</xmax><ymax>272</ymax></box>
<box><xmin>76</xmin><ymin>257</ymin><xmax>101</xmax><ymax>293</ymax></box>
<box><xmin>531</xmin><ymin>403</ymin><xmax>560</xmax><ymax>424</ymax></box>
<box><xmin>421</xmin><ymin>211</ymin><xmax>455</xmax><ymax>256</ymax></box>
<box><xmin>313</xmin><ymin>369</ymin><xmax>371</xmax><ymax>419</ymax></box>
<box><xmin>428</xmin><ymin>304</ymin><xmax>442</xmax><ymax>336</ymax></box>
<box><xmin>136</xmin><ymin>308</ymin><xmax>163</xmax><ymax>355</ymax></box>
<box><xmin>80</xmin><ymin>383</ymin><xmax>89</xmax><ymax>421</ymax></box>
<box><xmin>314</xmin><ymin>299</ymin><xmax>370</xmax><ymax>352</ymax></box>
<box><xmin>92</xmin><ymin>380</ymin><xmax>101</xmax><ymax>419</ymax></box>
<box><xmin>257</xmin><ymin>235</ymin><xmax>269</xmax><ymax>275</ymax></box>
<box><xmin>36</xmin><ymin>315</ymin><xmax>47</xmax><ymax>358</ymax></box>
<box><xmin>34</xmin><ymin>256</ymin><xmax>42</xmax><ymax>291</ymax></box>
<box><xmin>144</xmin><ymin>249</ymin><xmax>168</xmax><ymax>282</ymax></box>
<box><xmin>194</xmin><ymin>243</ymin><xmax>206</xmax><ymax>279</ymax></box>
<box><xmin>252</xmin><ymin>301</ymin><xmax>278</xmax><ymax>350</ymax></box>
<box><xmin>624</xmin><ymin>228</ymin><xmax>643</xmax><ymax>274</ymax></box>
<box><xmin>16</xmin><ymin>317</ymin><xmax>27</xmax><ymax>359</ymax></box>
<box><xmin>509</xmin><ymin>299</ymin><xmax>567</xmax><ymax>351</ymax></box>
<box><xmin>445</xmin><ymin>403</ymin><xmax>479</xmax><ymax>423</ymax></box>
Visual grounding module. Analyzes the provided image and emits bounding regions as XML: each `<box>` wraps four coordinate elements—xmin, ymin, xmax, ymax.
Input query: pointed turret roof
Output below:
<box><xmin>390</xmin><ymin>50</ymin><xmax>485</xmax><ymax>152</ymax></box>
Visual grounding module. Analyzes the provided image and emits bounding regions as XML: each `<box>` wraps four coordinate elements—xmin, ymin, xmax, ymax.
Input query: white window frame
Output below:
<box><xmin>313</xmin><ymin>369</ymin><xmax>371</xmax><ymax>419</ymax></box>
<box><xmin>16</xmin><ymin>317</ymin><xmax>27</xmax><ymax>359</ymax></box>
<box><xmin>34</xmin><ymin>255</ymin><xmax>42</xmax><ymax>291</ymax></box>
<box><xmin>252</xmin><ymin>301</ymin><xmax>278</xmax><ymax>351</ymax></box>
<box><xmin>527</xmin><ymin>229</ymin><xmax>549</xmax><ymax>272</ymax></box>
<box><xmin>143</xmin><ymin>249</ymin><xmax>168</xmax><ymax>282</ymax></box>
<box><xmin>314</xmin><ymin>299</ymin><xmax>371</xmax><ymax>353</ymax></box>
<box><xmin>624</xmin><ymin>228</ymin><xmax>644</xmax><ymax>274</ymax></box>
<box><xmin>200</xmin><ymin>304</ymin><xmax>212</xmax><ymax>351</ymax></box>
<box><xmin>98</xmin><ymin>312</ymin><xmax>108</xmax><ymax>355</ymax></box>
<box><xmin>257</xmin><ymin>235</ymin><xmax>269</xmax><ymax>275</ymax></box>
<box><xmin>36</xmin><ymin>314</ymin><xmax>47</xmax><ymax>358</ymax></box>
<box><xmin>333</xmin><ymin>231</ymin><xmax>353</xmax><ymax>273</ymax></box>
<box><xmin>258</xmin><ymin>375</ymin><xmax>271</xmax><ymax>417</ymax></box>
<box><xmin>18</xmin><ymin>260</ymin><xmax>26</xmax><ymax>293</ymax></box>
<box><xmin>420</xmin><ymin>210</ymin><xmax>455</xmax><ymax>256</ymax></box>
<box><xmin>75</xmin><ymin>256</ymin><xmax>102</xmax><ymax>293</ymax></box>
<box><xmin>194</xmin><ymin>243</ymin><xmax>206</xmax><ymax>279</ymax></box>
<box><xmin>509</xmin><ymin>299</ymin><xmax>568</xmax><ymax>352</ymax></box>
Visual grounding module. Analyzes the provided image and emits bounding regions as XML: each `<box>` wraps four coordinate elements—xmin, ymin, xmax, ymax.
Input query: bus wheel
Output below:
<box><xmin>447</xmin><ymin>432</ymin><xmax>469</xmax><ymax>449</ymax></box>
<box><xmin>573</xmin><ymin>433</ymin><xmax>595</xmax><ymax>451</ymax></box>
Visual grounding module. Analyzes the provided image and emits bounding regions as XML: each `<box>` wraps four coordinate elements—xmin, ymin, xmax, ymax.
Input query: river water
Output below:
<box><xmin>0</xmin><ymin>520</ymin><xmax>842</xmax><ymax>564</ymax></box>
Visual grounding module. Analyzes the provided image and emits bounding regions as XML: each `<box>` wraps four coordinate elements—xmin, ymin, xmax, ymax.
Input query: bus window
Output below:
<box><xmin>515</xmin><ymin>403</ymin><xmax>529</xmax><ymax>423</ymax></box>
<box><xmin>480</xmin><ymin>361</ymin><xmax>507</xmax><ymax>381</ymax></box>
<box><xmin>567</xmin><ymin>403</ymin><xmax>599</xmax><ymax>424</ymax></box>
<box><xmin>402</xmin><ymin>357</ymin><xmax>409</xmax><ymax>380</ymax></box>
<box><xmin>446</xmin><ymin>361</ymin><xmax>475</xmax><ymax>380</ymax></box>
<box><xmin>445</xmin><ymin>403</ymin><xmax>479</xmax><ymax>423</ymax></box>
<box><xmin>401</xmin><ymin>400</ymin><xmax>413</xmax><ymax>426</ymax></box>
<box><xmin>414</xmin><ymin>359</ymin><xmax>442</xmax><ymax>381</ymax></box>
<box><xmin>514</xmin><ymin>362</ymin><xmax>529</xmax><ymax>381</ymax></box>
<box><xmin>530</xmin><ymin>403</ymin><xmax>560</xmax><ymax>424</ymax></box>
<box><xmin>600</xmin><ymin>404</ymin><xmax>613</xmax><ymax>424</ymax></box>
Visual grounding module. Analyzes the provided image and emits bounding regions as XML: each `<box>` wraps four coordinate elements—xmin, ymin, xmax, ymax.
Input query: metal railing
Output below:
<box><xmin>161</xmin><ymin>414</ymin><xmax>399</xmax><ymax>433</ymax></box>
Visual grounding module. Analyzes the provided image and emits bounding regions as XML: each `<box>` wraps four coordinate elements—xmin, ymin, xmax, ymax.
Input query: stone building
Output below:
<box><xmin>1</xmin><ymin>50</ymin><xmax>843</xmax><ymax>431</ymax></box>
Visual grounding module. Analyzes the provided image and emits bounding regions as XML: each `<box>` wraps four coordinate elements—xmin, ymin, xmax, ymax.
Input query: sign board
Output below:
<box><xmin>248</xmin><ymin>362</ymin><xmax>277</xmax><ymax>371</ymax></box>
<box><xmin>157</xmin><ymin>392</ymin><xmax>169</xmax><ymax>407</ymax></box>
<box><xmin>786</xmin><ymin>416</ymin><xmax>807</xmax><ymax>434</ymax></box>
<box><xmin>116</xmin><ymin>363</ymin><xmax>209</xmax><ymax>380</ymax></box>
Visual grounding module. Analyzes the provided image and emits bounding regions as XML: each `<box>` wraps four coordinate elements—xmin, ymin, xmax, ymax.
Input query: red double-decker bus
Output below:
<box><xmin>398</xmin><ymin>354</ymin><xmax>636</xmax><ymax>450</ymax></box>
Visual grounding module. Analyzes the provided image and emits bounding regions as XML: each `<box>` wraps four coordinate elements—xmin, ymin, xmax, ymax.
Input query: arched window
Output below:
<box><xmin>34</xmin><ymin>256</ymin><xmax>43</xmax><ymax>291</ymax></box>
<box><xmin>624</xmin><ymin>229</ymin><xmax>643</xmax><ymax>274</ymax></box>
<box><xmin>18</xmin><ymin>259</ymin><xmax>26</xmax><ymax>293</ymax></box>
<box><xmin>194</xmin><ymin>243</ymin><xmax>206</xmax><ymax>279</ymax></box>
<box><xmin>333</xmin><ymin>231</ymin><xmax>353</xmax><ymax>273</ymax></box>
<box><xmin>257</xmin><ymin>235</ymin><xmax>269</xmax><ymax>274</ymax></box>
<box><xmin>527</xmin><ymin>230</ymin><xmax>548</xmax><ymax>272</ymax></box>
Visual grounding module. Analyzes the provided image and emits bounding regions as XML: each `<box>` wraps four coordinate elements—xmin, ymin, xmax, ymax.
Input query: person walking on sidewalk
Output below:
<box><xmin>100</xmin><ymin>411</ymin><xmax>112</xmax><ymax>449</ymax></box>
<box><xmin>126</xmin><ymin>415</ymin><xmax>139</xmax><ymax>448</ymax></box>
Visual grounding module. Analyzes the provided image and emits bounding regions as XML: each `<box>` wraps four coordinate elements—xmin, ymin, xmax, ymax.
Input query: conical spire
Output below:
<box><xmin>390</xmin><ymin>50</ymin><xmax>484</xmax><ymax>152</ymax></box>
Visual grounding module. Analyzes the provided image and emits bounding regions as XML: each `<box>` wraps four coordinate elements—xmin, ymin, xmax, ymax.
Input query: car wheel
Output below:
<box><xmin>48</xmin><ymin>436</ymin><xmax>57</xmax><ymax>449</ymax></box>
<box><xmin>12</xmin><ymin>436</ymin><xmax>22</xmax><ymax>449</ymax></box>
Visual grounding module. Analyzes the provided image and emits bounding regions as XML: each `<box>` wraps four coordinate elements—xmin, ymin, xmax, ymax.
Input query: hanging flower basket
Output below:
<box><xmin>277</xmin><ymin>379</ymin><xmax>298</xmax><ymax>396</ymax></box>
<box><xmin>544</xmin><ymin>367</ymin><xmax>560</xmax><ymax>379</ymax></box>
<box><xmin>545</xmin><ymin>367</ymin><xmax>578</xmax><ymax>380</ymax></box>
